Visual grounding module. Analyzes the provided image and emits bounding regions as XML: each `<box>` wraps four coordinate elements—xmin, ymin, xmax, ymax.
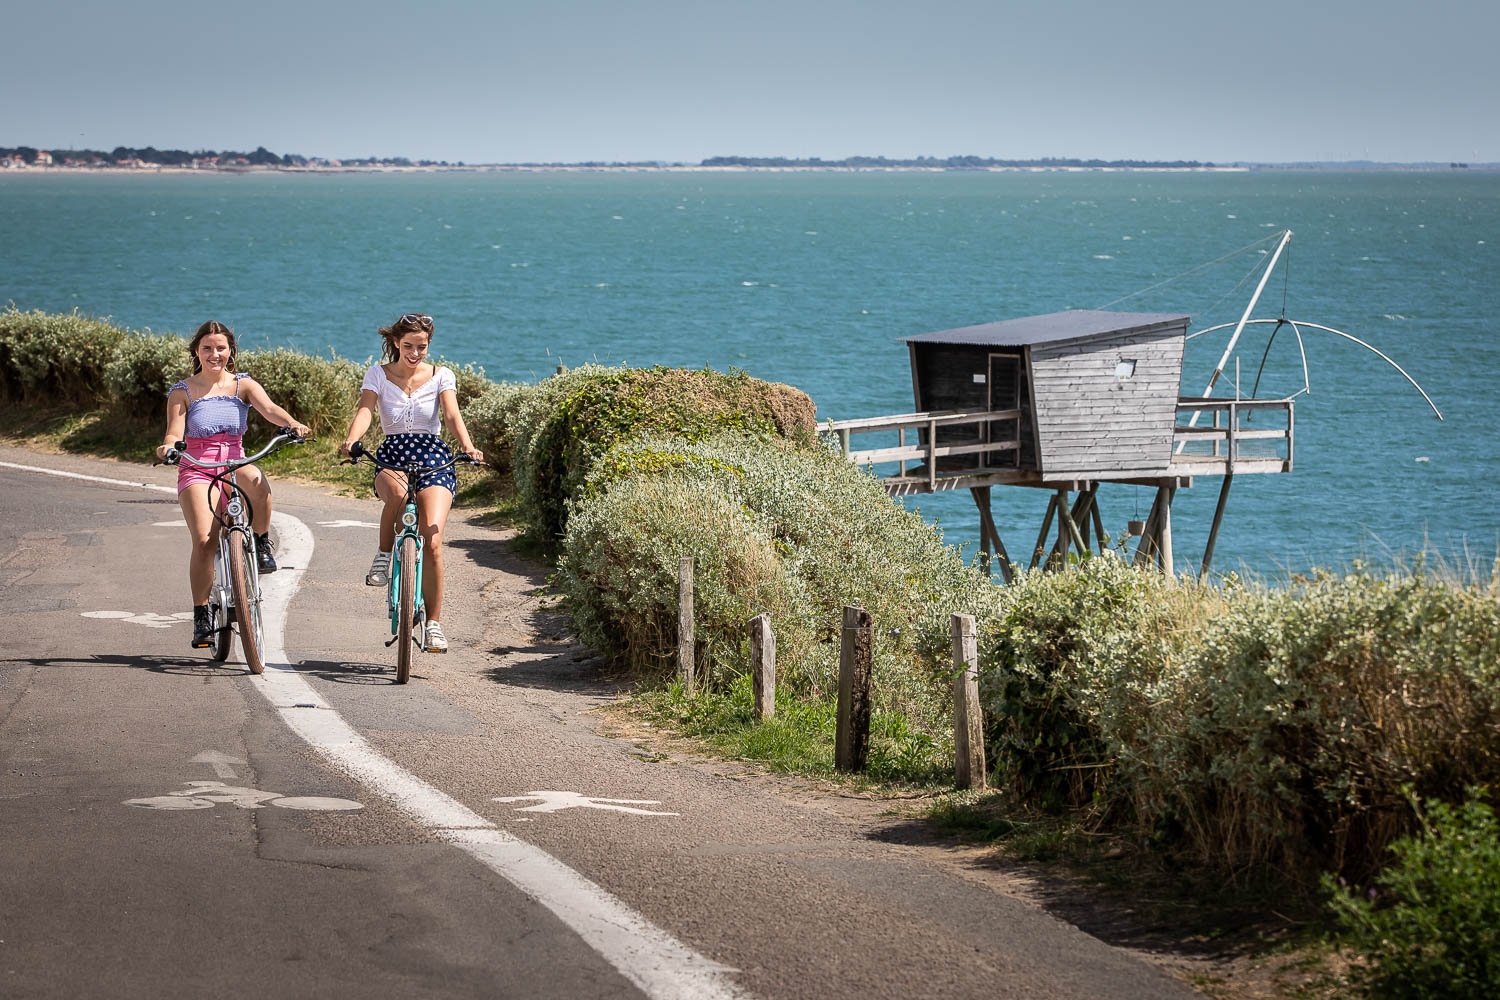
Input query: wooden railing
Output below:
<box><xmin>1171</xmin><ymin>397</ymin><xmax>1293</xmax><ymax>473</ymax></box>
<box><xmin>821</xmin><ymin>409</ymin><xmax>1022</xmax><ymax>489</ymax></box>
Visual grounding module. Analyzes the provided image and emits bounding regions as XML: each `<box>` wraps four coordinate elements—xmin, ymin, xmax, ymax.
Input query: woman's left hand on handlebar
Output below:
<box><xmin>288</xmin><ymin>421</ymin><xmax>312</xmax><ymax>440</ymax></box>
<box><xmin>464</xmin><ymin>447</ymin><xmax>484</xmax><ymax>464</ymax></box>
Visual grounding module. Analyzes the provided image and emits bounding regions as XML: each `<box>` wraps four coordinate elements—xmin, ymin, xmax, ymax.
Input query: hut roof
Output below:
<box><xmin>901</xmin><ymin>309</ymin><xmax>1190</xmax><ymax>347</ymax></box>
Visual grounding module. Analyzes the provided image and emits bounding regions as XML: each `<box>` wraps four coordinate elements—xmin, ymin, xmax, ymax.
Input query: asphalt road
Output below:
<box><xmin>0</xmin><ymin>444</ymin><xmax>1197</xmax><ymax>1000</ymax></box>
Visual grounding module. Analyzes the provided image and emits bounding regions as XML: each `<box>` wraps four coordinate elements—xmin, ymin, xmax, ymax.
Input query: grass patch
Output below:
<box><xmin>630</xmin><ymin>673</ymin><xmax>954</xmax><ymax>787</ymax></box>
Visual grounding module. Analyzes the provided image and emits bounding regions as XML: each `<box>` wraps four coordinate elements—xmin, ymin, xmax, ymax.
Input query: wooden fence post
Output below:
<box><xmin>951</xmin><ymin>614</ymin><xmax>986</xmax><ymax>789</ymax></box>
<box><xmin>836</xmin><ymin>606</ymin><xmax>873</xmax><ymax>772</ymax></box>
<box><xmin>678</xmin><ymin>557</ymin><xmax>695</xmax><ymax>694</ymax></box>
<box><xmin>750</xmin><ymin>613</ymin><xmax>775</xmax><ymax>720</ymax></box>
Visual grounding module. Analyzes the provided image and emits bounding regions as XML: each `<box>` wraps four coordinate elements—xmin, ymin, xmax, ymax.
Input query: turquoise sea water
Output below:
<box><xmin>3</xmin><ymin>169</ymin><xmax>1496</xmax><ymax>576</ymax></box>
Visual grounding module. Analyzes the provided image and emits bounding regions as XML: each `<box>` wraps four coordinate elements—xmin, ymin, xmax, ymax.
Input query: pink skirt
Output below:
<box><xmin>176</xmin><ymin>434</ymin><xmax>246</xmax><ymax>493</ymax></box>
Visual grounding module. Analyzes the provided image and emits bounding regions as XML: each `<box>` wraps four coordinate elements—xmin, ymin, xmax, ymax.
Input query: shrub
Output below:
<box><xmin>238</xmin><ymin>347</ymin><xmax>363</xmax><ymax>439</ymax></box>
<box><xmin>0</xmin><ymin>306</ymin><xmax>126</xmax><ymax>406</ymax></box>
<box><xmin>978</xmin><ymin>557</ymin><xmax>1213</xmax><ymax>815</ymax></box>
<box><xmin>559</xmin><ymin>433</ymin><xmax>997</xmax><ymax>735</ymax></box>
<box><xmin>460</xmin><ymin>380</ymin><xmax>528</xmax><ymax>475</ymax></box>
<box><xmin>103</xmin><ymin>330</ymin><xmax>192</xmax><ymax>421</ymax></box>
<box><xmin>509</xmin><ymin>365</ymin><xmax>817</xmax><ymax>549</ymax></box>
<box><xmin>1328</xmin><ymin>791</ymin><xmax>1500</xmax><ymax>999</ymax></box>
<box><xmin>1146</xmin><ymin>569</ymin><xmax>1500</xmax><ymax>880</ymax></box>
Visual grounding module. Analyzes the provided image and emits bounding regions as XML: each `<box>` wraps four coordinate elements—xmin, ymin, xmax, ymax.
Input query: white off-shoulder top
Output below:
<box><xmin>361</xmin><ymin>363</ymin><xmax>456</xmax><ymax>436</ymax></box>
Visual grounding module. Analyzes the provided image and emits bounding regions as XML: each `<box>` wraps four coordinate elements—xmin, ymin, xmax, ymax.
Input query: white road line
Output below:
<box><xmin>5</xmin><ymin>458</ymin><xmax>747</xmax><ymax>1000</ymax></box>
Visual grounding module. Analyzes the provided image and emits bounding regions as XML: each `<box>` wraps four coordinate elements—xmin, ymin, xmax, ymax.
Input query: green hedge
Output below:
<box><xmin>0</xmin><ymin>307</ymin><xmax>127</xmax><ymax>406</ymax></box>
<box><xmin>981</xmin><ymin>561</ymin><xmax>1500</xmax><ymax>882</ymax></box>
<box><xmin>508</xmin><ymin>365</ymin><xmax>818</xmax><ymax>550</ymax></box>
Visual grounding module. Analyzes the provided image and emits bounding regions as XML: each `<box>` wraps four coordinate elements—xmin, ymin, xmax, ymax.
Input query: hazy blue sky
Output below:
<box><xmin>5</xmin><ymin>0</ymin><xmax>1496</xmax><ymax>164</ymax></box>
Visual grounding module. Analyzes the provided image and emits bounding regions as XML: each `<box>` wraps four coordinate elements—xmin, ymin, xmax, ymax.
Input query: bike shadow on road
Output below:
<box><xmin>287</xmin><ymin>658</ymin><xmax>404</xmax><ymax>685</ymax></box>
<box><xmin>5</xmin><ymin>654</ymin><xmax>253</xmax><ymax>676</ymax></box>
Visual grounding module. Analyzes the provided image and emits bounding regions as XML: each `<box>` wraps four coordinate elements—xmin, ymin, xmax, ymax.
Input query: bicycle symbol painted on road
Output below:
<box><xmin>125</xmin><ymin>780</ymin><xmax>363</xmax><ymax>812</ymax></box>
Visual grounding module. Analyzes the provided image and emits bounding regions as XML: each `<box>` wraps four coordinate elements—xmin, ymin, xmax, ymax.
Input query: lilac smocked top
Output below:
<box><xmin>170</xmin><ymin>374</ymin><xmax>252</xmax><ymax>439</ymax></box>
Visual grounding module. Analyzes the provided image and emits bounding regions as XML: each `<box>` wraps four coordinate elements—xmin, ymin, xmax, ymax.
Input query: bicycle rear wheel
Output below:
<box><xmin>395</xmin><ymin>535</ymin><xmax>418</xmax><ymax>684</ymax></box>
<box><xmin>229</xmin><ymin>531</ymin><xmax>266</xmax><ymax>675</ymax></box>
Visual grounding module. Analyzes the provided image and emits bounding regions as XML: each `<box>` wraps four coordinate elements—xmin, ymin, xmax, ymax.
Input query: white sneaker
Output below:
<box><xmin>424</xmin><ymin>620</ymin><xmax>448</xmax><ymax>653</ymax></box>
<box><xmin>365</xmin><ymin>550</ymin><xmax>391</xmax><ymax>586</ymax></box>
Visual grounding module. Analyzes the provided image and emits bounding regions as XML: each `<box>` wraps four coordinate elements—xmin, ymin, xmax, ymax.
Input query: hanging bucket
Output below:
<box><xmin>1126</xmin><ymin>519</ymin><xmax>1147</xmax><ymax>537</ymax></box>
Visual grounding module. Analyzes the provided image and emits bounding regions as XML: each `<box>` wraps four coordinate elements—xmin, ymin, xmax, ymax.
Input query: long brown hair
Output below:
<box><xmin>188</xmin><ymin>321</ymin><xmax>238</xmax><ymax>375</ymax></box>
<box><xmin>378</xmin><ymin>313</ymin><xmax>434</xmax><ymax>363</ymax></box>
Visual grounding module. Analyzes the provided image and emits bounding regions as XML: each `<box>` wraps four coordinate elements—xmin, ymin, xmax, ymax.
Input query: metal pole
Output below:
<box><xmin>1177</xmin><ymin>229</ymin><xmax>1293</xmax><ymax>452</ymax></box>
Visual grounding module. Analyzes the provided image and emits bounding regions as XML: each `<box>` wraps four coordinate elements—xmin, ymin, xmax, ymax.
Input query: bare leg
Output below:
<box><xmin>374</xmin><ymin>470</ymin><xmax>408</xmax><ymax>552</ymax></box>
<box><xmin>417</xmin><ymin>485</ymin><xmax>455</xmax><ymax>621</ymax></box>
<box><xmin>238</xmin><ymin>464</ymin><xmax>273</xmax><ymax>534</ymax></box>
<box><xmin>178</xmin><ymin>483</ymin><xmax>221</xmax><ymax>605</ymax></box>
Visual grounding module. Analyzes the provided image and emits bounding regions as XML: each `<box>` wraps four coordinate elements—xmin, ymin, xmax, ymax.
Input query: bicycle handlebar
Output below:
<box><xmin>158</xmin><ymin>427</ymin><xmax>308</xmax><ymax>469</ymax></box>
<box><xmin>342</xmin><ymin>439</ymin><xmax>482</xmax><ymax>475</ymax></box>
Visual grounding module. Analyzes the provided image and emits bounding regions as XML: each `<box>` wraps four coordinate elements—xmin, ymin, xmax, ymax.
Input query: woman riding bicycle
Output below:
<box><xmin>156</xmin><ymin>321</ymin><xmax>311</xmax><ymax>648</ymax></box>
<box><xmin>337</xmin><ymin>313</ymin><xmax>483</xmax><ymax>653</ymax></box>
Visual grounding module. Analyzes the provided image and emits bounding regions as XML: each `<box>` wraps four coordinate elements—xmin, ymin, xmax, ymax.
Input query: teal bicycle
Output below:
<box><xmin>343</xmin><ymin>441</ymin><xmax>479</xmax><ymax>683</ymax></box>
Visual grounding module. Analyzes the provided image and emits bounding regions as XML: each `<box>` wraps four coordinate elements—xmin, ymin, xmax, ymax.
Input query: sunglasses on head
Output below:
<box><xmin>397</xmin><ymin>313</ymin><xmax>433</xmax><ymax>330</ymax></box>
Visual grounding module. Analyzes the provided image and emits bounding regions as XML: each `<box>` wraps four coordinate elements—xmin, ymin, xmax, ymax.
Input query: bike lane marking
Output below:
<box><xmin>0</xmin><ymin>460</ymin><xmax>746</xmax><ymax>1000</ymax></box>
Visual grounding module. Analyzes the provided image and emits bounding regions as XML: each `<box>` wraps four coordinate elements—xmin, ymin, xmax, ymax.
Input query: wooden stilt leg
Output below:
<box><xmin>1031</xmin><ymin>493</ymin><xmax>1059</xmax><ymax>570</ymax></box>
<box><xmin>1160</xmin><ymin>486</ymin><xmax>1176</xmax><ymax>578</ymax></box>
<box><xmin>1200</xmin><ymin>473</ymin><xmax>1234</xmax><ymax>581</ymax></box>
<box><xmin>971</xmin><ymin>487</ymin><xmax>992</xmax><ymax>575</ymax></box>
<box><xmin>1091</xmin><ymin>491</ymin><xmax>1108</xmax><ymax>552</ymax></box>
<box><xmin>1133</xmin><ymin>487</ymin><xmax>1164</xmax><ymax>568</ymax></box>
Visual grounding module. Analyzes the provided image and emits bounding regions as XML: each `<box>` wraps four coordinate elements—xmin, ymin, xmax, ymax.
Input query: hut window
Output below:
<box><xmin>1115</xmin><ymin>359</ymin><xmax>1137</xmax><ymax>381</ymax></box>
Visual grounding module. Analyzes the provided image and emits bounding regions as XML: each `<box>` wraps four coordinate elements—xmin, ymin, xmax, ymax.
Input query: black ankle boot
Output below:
<box><xmin>256</xmin><ymin>533</ymin><xmax>277</xmax><ymax>574</ymax></box>
<box><xmin>191</xmin><ymin>605</ymin><xmax>214</xmax><ymax>648</ymax></box>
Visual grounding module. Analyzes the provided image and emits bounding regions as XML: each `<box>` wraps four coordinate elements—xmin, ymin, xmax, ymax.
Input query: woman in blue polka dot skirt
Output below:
<box><xmin>338</xmin><ymin>313</ymin><xmax>483</xmax><ymax>653</ymax></box>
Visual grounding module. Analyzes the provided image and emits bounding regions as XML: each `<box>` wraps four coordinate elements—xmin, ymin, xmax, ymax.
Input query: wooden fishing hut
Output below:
<box><xmin>824</xmin><ymin>309</ymin><xmax>1294</xmax><ymax>580</ymax></box>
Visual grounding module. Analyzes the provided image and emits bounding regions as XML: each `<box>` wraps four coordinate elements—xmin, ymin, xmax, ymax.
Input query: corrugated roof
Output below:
<box><xmin>901</xmin><ymin>309</ymin><xmax>1190</xmax><ymax>347</ymax></box>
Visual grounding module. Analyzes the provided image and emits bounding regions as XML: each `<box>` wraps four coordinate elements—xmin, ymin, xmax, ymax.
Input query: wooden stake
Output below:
<box><xmin>677</xmin><ymin>557</ymin><xmax>695</xmax><ymax>693</ymax></box>
<box><xmin>836</xmin><ymin>606</ymin><xmax>873</xmax><ymax>772</ymax></box>
<box><xmin>750</xmin><ymin>613</ymin><xmax>775</xmax><ymax>720</ymax></box>
<box><xmin>951</xmin><ymin>614</ymin><xmax>986</xmax><ymax>789</ymax></box>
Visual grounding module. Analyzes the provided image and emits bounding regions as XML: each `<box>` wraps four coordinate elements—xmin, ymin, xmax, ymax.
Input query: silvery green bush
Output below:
<box><xmin>103</xmin><ymin>330</ymin><xmax>191</xmax><ymax>420</ymax></box>
<box><xmin>0</xmin><ymin>306</ymin><xmax>126</xmax><ymax>406</ymax></box>
<box><xmin>559</xmin><ymin>433</ymin><xmax>998</xmax><ymax>734</ymax></box>
<box><xmin>238</xmin><ymin>347</ymin><xmax>363</xmax><ymax>439</ymax></box>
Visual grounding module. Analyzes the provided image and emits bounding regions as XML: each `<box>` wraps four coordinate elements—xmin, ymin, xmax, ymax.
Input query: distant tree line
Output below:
<box><xmin>699</xmin><ymin>154</ymin><xmax>1213</xmax><ymax>168</ymax></box>
<box><xmin>1</xmin><ymin>145</ymin><xmax>462</xmax><ymax>168</ymax></box>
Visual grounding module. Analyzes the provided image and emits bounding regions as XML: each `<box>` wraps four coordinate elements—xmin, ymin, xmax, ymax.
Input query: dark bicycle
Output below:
<box><xmin>342</xmin><ymin>441</ymin><xmax>481</xmax><ymax>683</ymax></box>
<box><xmin>158</xmin><ymin>429</ymin><xmax>306</xmax><ymax>673</ymax></box>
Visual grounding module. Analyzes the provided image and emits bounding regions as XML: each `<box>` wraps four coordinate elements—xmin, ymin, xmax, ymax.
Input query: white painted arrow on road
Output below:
<box><xmin>493</xmin><ymin>791</ymin><xmax>678</xmax><ymax>816</ymax></box>
<box><xmin>192</xmin><ymin>750</ymin><xmax>245</xmax><ymax>779</ymax></box>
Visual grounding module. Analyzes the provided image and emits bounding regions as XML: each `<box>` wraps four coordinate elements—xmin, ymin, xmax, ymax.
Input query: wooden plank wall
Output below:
<box><xmin>1028</xmin><ymin>323</ymin><xmax>1185</xmax><ymax>479</ymax></box>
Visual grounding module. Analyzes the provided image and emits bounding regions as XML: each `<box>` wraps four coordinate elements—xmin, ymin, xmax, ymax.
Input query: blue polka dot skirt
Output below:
<box><xmin>373</xmin><ymin>432</ymin><xmax>457</xmax><ymax>496</ymax></box>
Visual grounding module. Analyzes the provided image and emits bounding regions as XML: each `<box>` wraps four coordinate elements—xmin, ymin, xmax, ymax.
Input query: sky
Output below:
<box><xmin>5</xmin><ymin>0</ymin><xmax>1498</xmax><ymax>164</ymax></box>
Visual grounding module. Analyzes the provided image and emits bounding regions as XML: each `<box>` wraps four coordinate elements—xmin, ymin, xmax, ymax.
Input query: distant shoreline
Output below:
<box><xmin>3</xmin><ymin>162</ymin><xmax>1495</xmax><ymax>176</ymax></box>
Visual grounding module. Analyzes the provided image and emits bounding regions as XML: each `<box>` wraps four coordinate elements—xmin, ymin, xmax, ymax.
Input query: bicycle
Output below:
<box><xmin>158</xmin><ymin>428</ymin><xmax>307</xmax><ymax>674</ymax></box>
<box><xmin>342</xmin><ymin>441</ymin><xmax>480</xmax><ymax>683</ymax></box>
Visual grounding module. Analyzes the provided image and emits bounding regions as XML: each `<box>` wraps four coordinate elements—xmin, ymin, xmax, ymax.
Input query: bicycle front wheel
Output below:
<box><xmin>210</xmin><ymin>595</ymin><xmax>232</xmax><ymax>662</ymax></box>
<box><xmin>395</xmin><ymin>535</ymin><xmax>418</xmax><ymax>684</ymax></box>
<box><xmin>229</xmin><ymin>532</ymin><xmax>266</xmax><ymax>675</ymax></box>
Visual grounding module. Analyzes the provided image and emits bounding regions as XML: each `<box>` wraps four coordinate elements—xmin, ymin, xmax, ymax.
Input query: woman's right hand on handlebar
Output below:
<box><xmin>339</xmin><ymin>440</ymin><xmax>361</xmax><ymax>458</ymax></box>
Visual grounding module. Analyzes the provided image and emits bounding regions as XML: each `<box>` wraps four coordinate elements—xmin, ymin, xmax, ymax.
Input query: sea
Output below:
<box><xmin>3</xmin><ymin>168</ymin><xmax>1496</xmax><ymax>578</ymax></box>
